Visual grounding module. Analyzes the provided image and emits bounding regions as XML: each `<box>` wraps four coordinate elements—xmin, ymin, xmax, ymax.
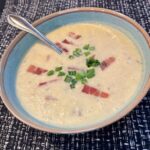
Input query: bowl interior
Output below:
<box><xmin>2</xmin><ymin>9</ymin><xmax>150</xmax><ymax>133</ymax></box>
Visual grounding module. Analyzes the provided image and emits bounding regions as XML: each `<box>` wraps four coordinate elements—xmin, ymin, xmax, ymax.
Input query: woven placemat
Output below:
<box><xmin>0</xmin><ymin>0</ymin><xmax>150</xmax><ymax>149</ymax></box>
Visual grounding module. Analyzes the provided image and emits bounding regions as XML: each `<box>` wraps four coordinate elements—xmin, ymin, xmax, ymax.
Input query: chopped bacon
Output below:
<box><xmin>82</xmin><ymin>84</ymin><xmax>109</xmax><ymax>98</ymax></box>
<box><xmin>100</xmin><ymin>61</ymin><xmax>107</xmax><ymax>70</ymax></box>
<box><xmin>38</xmin><ymin>79</ymin><xmax>60</xmax><ymax>86</ymax></box>
<box><xmin>100</xmin><ymin>57</ymin><xmax>115</xmax><ymax>70</ymax></box>
<box><xmin>68</xmin><ymin>32</ymin><xmax>81</xmax><ymax>39</ymax></box>
<box><xmin>62</xmin><ymin>39</ymin><xmax>74</xmax><ymax>45</ymax></box>
<box><xmin>55</xmin><ymin>42</ymin><xmax>69</xmax><ymax>53</ymax></box>
<box><xmin>75</xmin><ymin>35</ymin><xmax>81</xmax><ymax>39</ymax></box>
<box><xmin>38</xmin><ymin>82</ymin><xmax>47</xmax><ymax>86</ymax></box>
<box><xmin>100</xmin><ymin>92</ymin><xmax>109</xmax><ymax>98</ymax></box>
<box><xmin>27</xmin><ymin>65</ymin><xmax>47</xmax><ymax>75</ymax></box>
<box><xmin>68</xmin><ymin>66</ymin><xmax>85</xmax><ymax>72</ymax></box>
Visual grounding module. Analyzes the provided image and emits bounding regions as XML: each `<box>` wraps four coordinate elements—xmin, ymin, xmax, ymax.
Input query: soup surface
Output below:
<box><xmin>16</xmin><ymin>23</ymin><xmax>142</xmax><ymax>127</ymax></box>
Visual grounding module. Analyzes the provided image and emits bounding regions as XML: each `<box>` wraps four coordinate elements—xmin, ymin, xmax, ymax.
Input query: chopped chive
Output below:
<box><xmin>71</xmin><ymin>79</ymin><xmax>77</xmax><ymax>84</ymax></box>
<box><xmin>58</xmin><ymin>71</ymin><xmax>65</xmax><ymax>76</ymax></box>
<box><xmin>93</xmin><ymin>60</ymin><xmax>100</xmax><ymax>67</ymax></box>
<box><xmin>73</xmin><ymin>48</ymin><xmax>82</xmax><ymax>57</ymax></box>
<box><xmin>70</xmin><ymin>84</ymin><xmax>75</xmax><ymax>88</ymax></box>
<box><xmin>86</xmin><ymin>57</ymin><xmax>100</xmax><ymax>67</ymax></box>
<box><xmin>55</xmin><ymin>66</ymin><xmax>62</xmax><ymax>71</ymax></box>
<box><xmin>83</xmin><ymin>44</ymin><xmax>90</xmax><ymax>50</ymax></box>
<box><xmin>81</xmin><ymin>78</ymin><xmax>88</xmax><ymax>84</ymax></box>
<box><xmin>89</xmin><ymin>46</ymin><xmax>95</xmax><ymax>51</ymax></box>
<box><xmin>69</xmin><ymin>55</ymin><xmax>74</xmax><ymax>59</ymax></box>
<box><xmin>84</xmin><ymin>51</ymin><xmax>91</xmax><ymax>56</ymax></box>
<box><xmin>75</xmin><ymin>72</ymin><xmax>86</xmax><ymax>81</ymax></box>
<box><xmin>86</xmin><ymin>68</ymin><xmax>95</xmax><ymax>79</ymax></box>
<box><xmin>48</xmin><ymin>43</ymin><xmax>98</xmax><ymax>89</ymax></box>
<box><xmin>70</xmin><ymin>79</ymin><xmax>77</xmax><ymax>89</ymax></box>
<box><xmin>47</xmin><ymin>70</ymin><xmax>54</xmax><ymax>76</ymax></box>
<box><xmin>68</xmin><ymin>70</ymin><xmax>76</xmax><ymax>76</ymax></box>
<box><xmin>70</xmin><ymin>83</ymin><xmax>75</xmax><ymax>89</ymax></box>
<box><xmin>75</xmin><ymin>73</ymin><xmax>82</xmax><ymax>81</ymax></box>
<box><xmin>64</xmin><ymin>75</ymin><xmax>73</xmax><ymax>83</ymax></box>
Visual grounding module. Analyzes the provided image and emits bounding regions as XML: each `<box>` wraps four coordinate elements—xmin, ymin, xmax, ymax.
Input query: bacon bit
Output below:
<box><xmin>100</xmin><ymin>62</ymin><xmax>108</xmax><ymax>70</ymax></box>
<box><xmin>38</xmin><ymin>82</ymin><xmax>47</xmax><ymax>86</ymax></box>
<box><xmin>100</xmin><ymin>92</ymin><xmax>109</xmax><ymax>98</ymax></box>
<box><xmin>82</xmin><ymin>84</ymin><xmax>109</xmax><ymax>98</ymax></box>
<box><xmin>45</xmin><ymin>95</ymin><xmax>57</xmax><ymax>101</ymax></box>
<box><xmin>62</xmin><ymin>39</ymin><xmax>74</xmax><ymax>45</ymax></box>
<box><xmin>75</xmin><ymin>35</ymin><xmax>82</xmax><ymax>39</ymax></box>
<box><xmin>27</xmin><ymin>65</ymin><xmax>47</xmax><ymax>75</ymax></box>
<box><xmin>38</xmin><ymin>79</ymin><xmax>60</xmax><ymax>86</ymax></box>
<box><xmin>68</xmin><ymin>32</ymin><xmax>81</xmax><ymax>39</ymax></box>
<box><xmin>100</xmin><ymin>57</ymin><xmax>115</xmax><ymax>70</ymax></box>
<box><xmin>68</xmin><ymin>66</ymin><xmax>85</xmax><ymax>72</ymax></box>
<box><xmin>55</xmin><ymin>42</ymin><xmax>69</xmax><ymax>53</ymax></box>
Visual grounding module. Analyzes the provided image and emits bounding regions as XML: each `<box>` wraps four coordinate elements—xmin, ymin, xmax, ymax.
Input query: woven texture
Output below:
<box><xmin>0</xmin><ymin>0</ymin><xmax>150</xmax><ymax>149</ymax></box>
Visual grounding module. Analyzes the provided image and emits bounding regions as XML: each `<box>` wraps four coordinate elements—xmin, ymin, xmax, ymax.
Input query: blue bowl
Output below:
<box><xmin>0</xmin><ymin>8</ymin><xmax>150</xmax><ymax>134</ymax></box>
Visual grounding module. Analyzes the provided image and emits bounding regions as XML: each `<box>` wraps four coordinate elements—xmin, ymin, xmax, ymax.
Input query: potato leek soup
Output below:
<box><xmin>16</xmin><ymin>23</ymin><xmax>142</xmax><ymax>126</ymax></box>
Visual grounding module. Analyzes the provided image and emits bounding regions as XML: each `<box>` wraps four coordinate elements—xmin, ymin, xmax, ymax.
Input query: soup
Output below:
<box><xmin>16</xmin><ymin>23</ymin><xmax>142</xmax><ymax>126</ymax></box>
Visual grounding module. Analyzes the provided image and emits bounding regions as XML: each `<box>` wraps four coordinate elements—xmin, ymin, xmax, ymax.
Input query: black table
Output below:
<box><xmin>0</xmin><ymin>0</ymin><xmax>5</xmax><ymax>16</ymax></box>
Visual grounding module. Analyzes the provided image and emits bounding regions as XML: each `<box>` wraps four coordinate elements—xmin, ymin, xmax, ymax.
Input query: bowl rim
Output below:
<box><xmin>0</xmin><ymin>7</ymin><xmax>150</xmax><ymax>134</ymax></box>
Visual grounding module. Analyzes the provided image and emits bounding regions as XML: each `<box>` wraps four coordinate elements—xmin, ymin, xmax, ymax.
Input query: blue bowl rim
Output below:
<box><xmin>0</xmin><ymin>7</ymin><xmax>150</xmax><ymax>134</ymax></box>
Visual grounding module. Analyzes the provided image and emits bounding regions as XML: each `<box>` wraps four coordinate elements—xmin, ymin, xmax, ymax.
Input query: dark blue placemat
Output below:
<box><xmin>0</xmin><ymin>0</ymin><xmax>150</xmax><ymax>149</ymax></box>
<box><xmin>0</xmin><ymin>0</ymin><xmax>6</xmax><ymax>16</ymax></box>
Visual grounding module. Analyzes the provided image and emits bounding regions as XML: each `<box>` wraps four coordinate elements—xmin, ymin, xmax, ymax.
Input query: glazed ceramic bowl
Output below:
<box><xmin>0</xmin><ymin>8</ymin><xmax>150</xmax><ymax>134</ymax></box>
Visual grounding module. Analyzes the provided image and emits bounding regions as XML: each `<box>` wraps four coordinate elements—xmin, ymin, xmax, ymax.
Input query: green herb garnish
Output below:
<box><xmin>86</xmin><ymin>68</ymin><xmax>95</xmax><ymax>78</ymax></box>
<box><xmin>68</xmin><ymin>44</ymin><xmax>95</xmax><ymax>60</ymax></box>
<box><xmin>84</xmin><ymin>51</ymin><xmax>91</xmax><ymax>56</ymax></box>
<box><xmin>68</xmin><ymin>70</ymin><xmax>76</xmax><ymax>76</ymax></box>
<box><xmin>69</xmin><ymin>55</ymin><xmax>74</xmax><ymax>59</ymax></box>
<box><xmin>83</xmin><ymin>44</ymin><xmax>95</xmax><ymax>51</ymax></box>
<box><xmin>47</xmin><ymin>70</ymin><xmax>54</xmax><ymax>76</ymax></box>
<box><xmin>64</xmin><ymin>75</ymin><xmax>73</xmax><ymax>83</ymax></box>
<box><xmin>83</xmin><ymin>44</ymin><xmax>90</xmax><ymax>50</ymax></box>
<box><xmin>75</xmin><ymin>72</ymin><xmax>86</xmax><ymax>81</ymax></box>
<box><xmin>70</xmin><ymin>84</ymin><xmax>75</xmax><ymax>89</ymax></box>
<box><xmin>89</xmin><ymin>46</ymin><xmax>95</xmax><ymax>51</ymax></box>
<box><xmin>81</xmin><ymin>78</ymin><xmax>88</xmax><ymax>84</ymax></box>
<box><xmin>86</xmin><ymin>57</ymin><xmax>100</xmax><ymax>67</ymax></box>
<box><xmin>64</xmin><ymin>75</ymin><xmax>77</xmax><ymax>88</ymax></box>
<box><xmin>58</xmin><ymin>71</ymin><xmax>65</xmax><ymax>76</ymax></box>
<box><xmin>55</xmin><ymin>66</ymin><xmax>62</xmax><ymax>71</ymax></box>
<box><xmin>73</xmin><ymin>48</ymin><xmax>82</xmax><ymax>57</ymax></box>
<box><xmin>70</xmin><ymin>79</ymin><xmax>77</xmax><ymax>89</ymax></box>
<box><xmin>47</xmin><ymin>43</ymin><xmax>101</xmax><ymax>89</ymax></box>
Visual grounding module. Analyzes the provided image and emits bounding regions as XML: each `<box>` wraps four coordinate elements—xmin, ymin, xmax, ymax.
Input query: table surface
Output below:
<box><xmin>0</xmin><ymin>0</ymin><xmax>5</xmax><ymax>16</ymax></box>
<box><xmin>0</xmin><ymin>0</ymin><xmax>150</xmax><ymax>150</ymax></box>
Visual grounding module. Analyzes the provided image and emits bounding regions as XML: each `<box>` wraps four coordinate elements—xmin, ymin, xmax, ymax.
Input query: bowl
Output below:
<box><xmin>0</xmin><ymin>8</ymin><xmax>150</xmax><ymax>134</ymax></box>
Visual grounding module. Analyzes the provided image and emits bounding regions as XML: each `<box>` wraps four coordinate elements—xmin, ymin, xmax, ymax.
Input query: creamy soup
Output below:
<box><xmin>16</xmin><ymin>23</ymin><xmax>142</xmax><ymax>127</ymax></box>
